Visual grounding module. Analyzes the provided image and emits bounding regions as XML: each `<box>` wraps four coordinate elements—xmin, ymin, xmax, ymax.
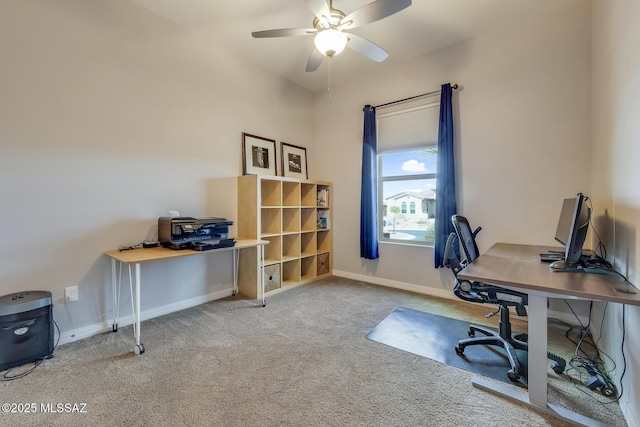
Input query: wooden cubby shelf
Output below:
<box><xmin>237</xmin><ymin>175</ymin><xmax>332</xmax><ymax>299</ymax></box>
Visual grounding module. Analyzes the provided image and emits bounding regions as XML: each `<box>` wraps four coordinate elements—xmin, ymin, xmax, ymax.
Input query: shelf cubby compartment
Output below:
<box><xmin>282</xmin><ymin>259</ymin><xmax>301</xmax><ymax>286</ymax></box>
<box><xmin>317</xmin><ymin>229</ymin><xmax>331</xmax><ymax>253</ymax></box>
<box><xmin>263</xmin><ymin>263</ymin><xmax>281</xmax><ymax>293</ymax></box>
<box><xmin>301</xmin><ymin>255</ymin><xmax>317</xmax><ymax>281</ymax></box>
<box><xmin>301</xmin><ymin>208</ymin><xmax>317</xmax><ymax>232</ymax></box>
<box><xmin>317</xmin><ymin>184</ymin><xmax>330</xmax><ymax>208</ymax></box>
<box><xmin>263</xmin><ymin>235</ymin><xmax>282</xmax><ymax>264</ymax></box>
<box><xmin>317</xmin><ymin>252</ymin><xmax>330</xmax><ymax>276</ymax></box>
<box><xmin>261</xmin><ymin>207</ymin><xmax>281</xmax><ymax>236</ymax></box>
<box><xmin>282</xmin><ymin>208</ymin><xmax>301</xmax><ymax>233</ymax></box>
<box><xmin>301</xmin><ymin>183</ymin><xmax>317</xmax><ymax>207</ymax></box>
<box><xmin>282</xmin><ymin>181</ymin><xmax>301</xmax><ymax>207</ymax></box>
<box><xmin>282</xmin><ymin>233</ymin><xmax>300</xmax><ymax>260</ymax></box>
<box><xmin>317</xmin><ymin>208</ymin><xmax>330</xmax><ymax>230</ymax></box>
<box><xmin>261</xmin><ymin>179</ymin><xmax>281</xmax><ymax>207</ymax></box>
<box><xmin>300</xmin><ymin>231</ymin><xmax>317</xmax><ymax>257</ymax></box>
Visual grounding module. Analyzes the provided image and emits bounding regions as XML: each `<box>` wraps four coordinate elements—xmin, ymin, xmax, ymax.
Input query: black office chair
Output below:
<box><xmin>443</xmin><ymin>214</ymin><xmax>566</xmax><ymax>381</ymax></box>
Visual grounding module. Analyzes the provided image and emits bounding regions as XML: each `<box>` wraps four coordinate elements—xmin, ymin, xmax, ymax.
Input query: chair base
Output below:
<box><xmin>455</xmin><ymin>323</ymin><xmax>528</xmax><ymax>381</ymax></box>
<box><xmin>455</xmin><ymin>310</ymin><xmax>566</xmax><ymax>382</ymax></box>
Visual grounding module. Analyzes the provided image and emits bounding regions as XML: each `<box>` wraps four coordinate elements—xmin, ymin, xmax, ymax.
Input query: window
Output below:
<box><xmin>378</xmin><ymin>98</ymin><xmax>440</xmax><ymax>246</ymax></box>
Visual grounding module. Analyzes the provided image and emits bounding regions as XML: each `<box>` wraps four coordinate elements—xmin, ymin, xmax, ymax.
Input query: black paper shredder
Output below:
<box><xmin>0</xmin><ymin>291</ymin><xmax>54</xmax><ymax>371</ymax></box>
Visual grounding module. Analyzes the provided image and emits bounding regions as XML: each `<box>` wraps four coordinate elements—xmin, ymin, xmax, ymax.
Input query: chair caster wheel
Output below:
<box><xmin>455</xmin><ymin>345</ymin><xmax>464</xmax><ymax>355</ymax></box>
<box><xmin>551</xmin><ymin>362</ymin><xmax>565</xmax><ymax>374</ymax></box>
<box><xmin>507</xmin><ymin>369</ymin><xmax>520</xmax><ymax>381</ymax></box>
<box><xmin>468</xmin><ymin>330</ymin><xmax>475</xmax><ymax>338</ymax></box>
<box><xmin>135</xmin><ymin>344</ymin><xmax>145</xmax><ymax>355</ymax></box>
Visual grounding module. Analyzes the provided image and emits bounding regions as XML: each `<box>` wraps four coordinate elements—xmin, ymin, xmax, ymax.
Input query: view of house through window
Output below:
<box><xmin>377</xmin><ymin>100</ymin><xmax>440</xmax><ymax>246</ymax></box>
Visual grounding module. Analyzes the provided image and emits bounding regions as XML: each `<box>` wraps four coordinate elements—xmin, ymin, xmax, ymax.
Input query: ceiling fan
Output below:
<box><xmin>251</xmin><ymin>0</ymin><xmax>412</xmax><ymax>72</ymax></box>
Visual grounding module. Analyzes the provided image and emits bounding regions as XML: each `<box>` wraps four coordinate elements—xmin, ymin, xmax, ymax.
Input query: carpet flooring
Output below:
<box><xmin>0</xmin><ymin>277</ymin><xmax>627</xmax><ymax>426</ymax></box>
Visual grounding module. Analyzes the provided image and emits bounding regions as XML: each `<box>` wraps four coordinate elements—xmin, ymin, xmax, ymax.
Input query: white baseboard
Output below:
<box><xmin>332</xmin><ymin>269</ymin><xmax>456</xmax><ymax>301</ymax></box>
<box><xmin>58</xmin><ymin>288</ymin><xmax>233</xmax><ymax>346</ymax></box>
<box><xmin>332</xmin><ymin>270</ymin><xmax>589</xmax><ymax>326</ymax></box>
<box><xmin>622</xmin><ymin>405</ymin><xmax>638</xmax><ymax>427</ymax></box>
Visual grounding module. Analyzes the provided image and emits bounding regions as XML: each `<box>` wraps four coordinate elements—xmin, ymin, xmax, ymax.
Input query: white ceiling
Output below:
<box><xmin>130</xmin><ymin>0</ymin><xmax>581</xmax><ymax>93</ymax></box>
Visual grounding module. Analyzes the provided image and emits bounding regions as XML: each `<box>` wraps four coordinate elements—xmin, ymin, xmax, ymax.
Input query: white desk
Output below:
<box><xmin>104</xmin><ymin>239</ymin><xmax>268</xmax><ymax>355</ymax></box>
<box><xmin>458</xmin><ymin>243</ymin><xmax>640</xmax><ymax>427</ymax></box>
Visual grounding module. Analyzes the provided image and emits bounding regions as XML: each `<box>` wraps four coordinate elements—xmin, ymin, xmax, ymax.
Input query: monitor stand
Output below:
<box><xmin>549</xmin><ymin>259</ymin><xmax>607</xmax><ymax>274</ymax></box>
<box><xmin>549</xmin><ymin>260</ymin><xmax>581</xmax><ymax>272</ymax></box>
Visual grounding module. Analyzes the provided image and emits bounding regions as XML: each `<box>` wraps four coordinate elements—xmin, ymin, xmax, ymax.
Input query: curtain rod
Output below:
<box><xmin>373</xmin><ymin>83</ymin><xmax>458</xmax><ymax>109</ymax></box>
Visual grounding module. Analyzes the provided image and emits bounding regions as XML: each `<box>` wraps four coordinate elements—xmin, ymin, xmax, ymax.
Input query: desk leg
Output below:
<box><xmin>527</xmin><ymin>293</ymin><xmax>548</xmax><ymax>407</ymax></box>
<box><xmin>232</xmin><ymin>249</ymin><xmax>238</xmax><ymax>296</ymax></box>
<box><xmin>111</xmin><ymin>259</ymin><xmax>118</xmax><ymax>332</ymax></box>
<box><xmin>133</xmin><ymin>263</ymin><xmax>145</xmax><ymax>355</ymax></box>
<box><xmin>261</xmin><ymin>244</ymin><xmax>265</xmax><ymax>307</ymax></box>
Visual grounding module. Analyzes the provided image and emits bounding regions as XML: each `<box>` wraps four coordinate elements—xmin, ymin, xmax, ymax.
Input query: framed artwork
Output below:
<box><xmin>281</xmin><ymin>142</ymin><xmax>308</xmax><ymax>179</ymax></box>
<box><xmin>242</xmin><ymin>133</ymin><xmax>277</xmax><ymax>176</ymax></box>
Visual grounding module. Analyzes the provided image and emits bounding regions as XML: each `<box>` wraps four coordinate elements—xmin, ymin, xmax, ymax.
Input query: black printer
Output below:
<box><xmin>158</xmin><ymin>216</ymin><xmax>235</xmax><ymax>250</ymax></box>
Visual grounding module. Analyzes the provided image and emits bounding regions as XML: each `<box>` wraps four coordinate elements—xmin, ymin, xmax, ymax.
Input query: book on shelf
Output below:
<box><xmin>317</xmin><ymin>188</ymin><xmax>329</xmax><ymax>207</ymax></box>
<box><xmin>317</xmin><ymin>210</ymin><xmax>330</xmax><ymax>229</ymax></box>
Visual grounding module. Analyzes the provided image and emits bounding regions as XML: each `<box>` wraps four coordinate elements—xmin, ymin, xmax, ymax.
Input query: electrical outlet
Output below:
<box><xmin>65</xmin><ymin>286</ymin><xmax>79</xmax><ymax>302</ymax></box>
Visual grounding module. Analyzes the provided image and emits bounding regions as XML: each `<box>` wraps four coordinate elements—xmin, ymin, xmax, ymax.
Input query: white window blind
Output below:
<box><xmin>377</xmin><ymin>101</ymin><xmax>440</xmax><ymax>154</ymax></box>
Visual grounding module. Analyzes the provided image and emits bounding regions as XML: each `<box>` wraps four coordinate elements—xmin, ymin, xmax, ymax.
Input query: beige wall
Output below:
<box><xmin>0</xmin><ymin>0</ymin><xmax>313</xmax><ymax>339</ymax></box>
<box><xmin>591</xmin><ymin>0</ymin><xmax>640</xmax><ymax>423</ymax></box>
<box><xmin>313</xmin><ymin>2</ymin><xmax>591</xmax><ymax>296</ymax></box>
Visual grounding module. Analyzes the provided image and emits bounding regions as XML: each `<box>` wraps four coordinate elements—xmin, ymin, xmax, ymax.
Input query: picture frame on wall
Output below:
<box><xmin>281</xmin><ymin>142</ymin><xmax>308</xmax><ymax>179</ymax></box>
<box><xmin>242</xmin><ymin>133</ymin><xmax>277</xmax><ymax>176</ymax></box>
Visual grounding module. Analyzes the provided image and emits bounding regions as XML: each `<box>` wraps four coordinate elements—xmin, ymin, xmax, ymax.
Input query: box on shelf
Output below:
<box><xmin>263</xmin><ymin>264</ymin><xmax>281</xmax><ymax>293</ymax></box>
<box><xmin>317</xmin><ymin>253</ymin><xmax>330</xmax><ymax>276</ymax></box>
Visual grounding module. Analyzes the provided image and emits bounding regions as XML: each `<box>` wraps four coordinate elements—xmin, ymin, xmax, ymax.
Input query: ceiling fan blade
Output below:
<box><xmin>340</xmin><ymin>0</ymin><xmax>411</xmax><ymax>30</ymax></box>
<box><xmin>252</xmin><ymin>28</ymin><xmax>316</xmax><ymax>38</ymax></box>
<box><xmin>346</xmin><ymin>33</ymin><xmax>388</xmax><ymax>62</ymax></box>
<box><xmin>306</xmin><ymin>0</ymin><xmax>331</xmax><ymax>22</ymax></box>
<box><xmin>306</xmin><ymin>48</ymin><xmax>325</xmax><ymax>72</ymax></box>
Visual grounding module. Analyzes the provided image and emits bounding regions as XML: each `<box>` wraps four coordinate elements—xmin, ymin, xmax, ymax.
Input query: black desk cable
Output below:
<box><xmin>561</xmin><ymin>300</ymin><xmax>627</xmax><ymax>406</ymax></box>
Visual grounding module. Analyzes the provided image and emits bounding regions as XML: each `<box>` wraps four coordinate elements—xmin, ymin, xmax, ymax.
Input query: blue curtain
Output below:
<box><xmin>360</xmin><ymin>105</ymin><xmax>379</xmax><ymax>260</ymax></box>
<box><xmin>434</xmin><ymin>83</ymin><xmax>457</xmax><ymax>268</ymax></box>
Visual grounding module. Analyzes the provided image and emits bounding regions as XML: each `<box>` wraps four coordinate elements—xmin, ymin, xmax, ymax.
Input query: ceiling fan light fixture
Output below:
<box><xmin>314</xmin><ymin>29</ymin><xmax>348</xmax><ymax>57</ymax></box>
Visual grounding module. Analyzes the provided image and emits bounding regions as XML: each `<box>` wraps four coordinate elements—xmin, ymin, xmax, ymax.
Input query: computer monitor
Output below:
<box><xmin>550</xmin><ymin>193</ymin><xmax>590</xmax><ymax>272</ymax></box>
<box><xmin>554</xmin><ymin>197</ymin><xmax>576</xmax><ymax>246</ymax></box>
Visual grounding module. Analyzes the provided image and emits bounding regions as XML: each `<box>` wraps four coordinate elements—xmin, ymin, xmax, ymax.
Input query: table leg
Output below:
<box><xmin>261</xmin><ymin>244</ymin><xmax>265</xmax><ymax>307</ymax></box>
<box><xmin>111</xmin><ymin>259</ymin><xmax>118</xmax><ymax>332</ymax></box>
<box><xmin>232</xmin><ymin>249</ymin><xmax>238</xmax><ymax>296</ymax></box>
<box><xmin>527</xmin><ymin>293</ymin><xmax>548</xmax><ymax>407</ymax></box>
<box><xmin>133</xmin><ymin>263</ymin><xmax>144</xmax><ymax>355</ymax></box>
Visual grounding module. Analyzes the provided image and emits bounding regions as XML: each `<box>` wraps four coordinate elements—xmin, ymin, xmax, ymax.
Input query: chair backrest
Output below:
<box><xmin>451</xmin><ymin>215</ymin><xmax>480</xmax><ymax>263</ymax></box>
